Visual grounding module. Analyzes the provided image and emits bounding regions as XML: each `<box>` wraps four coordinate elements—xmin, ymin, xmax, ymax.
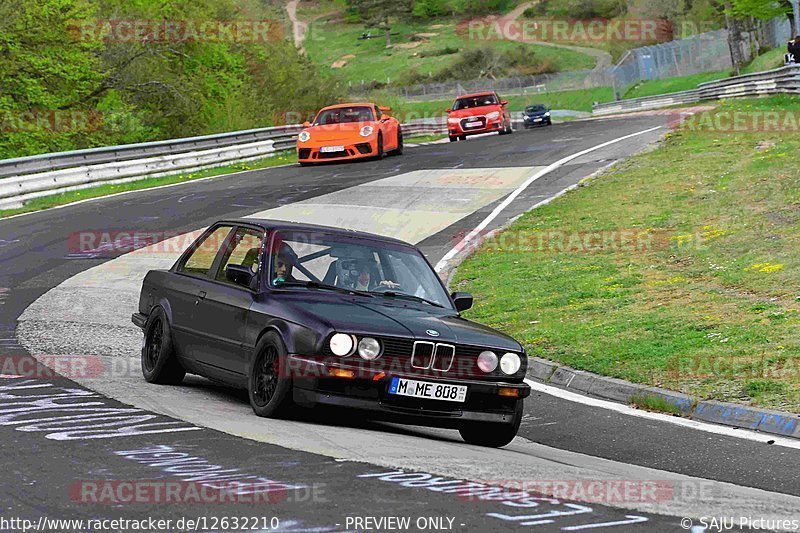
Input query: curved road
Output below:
<box><xmin>3</xmin><ymin>116</ymin><xmax>800</xmax><ymax>532</ymax></box>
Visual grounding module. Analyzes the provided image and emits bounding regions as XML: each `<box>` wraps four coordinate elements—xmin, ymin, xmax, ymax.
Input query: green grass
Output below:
<box><xmin>623</xmin><ymin>71</ymin><xmax>731</xmax><ymax>99</ymax></box>
<box><xmin>405</xmin><ymin>133</ymin><xmax>448</xmax><ymax>144</ymax></box>
<box><xmin>742</xmin><ymin>48</ymin><xmax>788</xmax><ymax>74</ymax></box>
<box><xmin>304</xmin><ymin>17</ymin><xmax>596</xmax><ymax>87</ymax></box>
<box><xmin>0</xmin><ymin>152</ymin><xmax>297</xmax><ymax>218</ymax></box>
<box><xmin>629</xmin><ymin>394</ymin><xmax>687</xmax><ymax>416</ymax></box>
<box><xmin>453</xmin><ymin>95</ymin><xmax>800</xmax><ymax>412</ymax></box>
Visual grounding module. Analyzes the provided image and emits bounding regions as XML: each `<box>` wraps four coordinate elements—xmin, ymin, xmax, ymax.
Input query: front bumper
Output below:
<box><xmin>524</xmin><ymin>116</ymin><xmax>550</xmax><ymax>126</ymax></box>
<box><xmin>297</xmin><ymin>139</ymin><xmax>376</xmax><ymax>163</ymax></box>
<box><xmin>289</xmin><ymin>355</ymin><xmax>530</xmax><ymax>428</ymax></box>
<box><xmin>448</xmin><ymin>120</ymin><xmax>504</xmax><ymax>137</ymax></box>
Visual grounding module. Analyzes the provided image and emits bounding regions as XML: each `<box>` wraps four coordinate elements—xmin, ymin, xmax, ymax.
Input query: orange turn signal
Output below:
<box><xmin>329</xmin><ymin>368</ymin><xmax>356</xmax><ymax>379</ymax></box>
<box><xmin>373</xmin><ymin>372</ymin><xmax>386</xmax><ymax>381</ymax></box>
<box><xmin>498</xmin><ymin>387</ymin><xmax>521</xmax><ymax>397</ymax></box>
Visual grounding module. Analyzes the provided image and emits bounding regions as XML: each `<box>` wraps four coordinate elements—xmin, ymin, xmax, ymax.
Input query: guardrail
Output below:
<box><xmin>0</xmin><ymin>115</ymin><xmax>531</xmax><ymax>210</ymax></box>
<box><xmin>592</xmin><ymin>64</ymin><xmax>800</xmax><ymax>116</ymax></box>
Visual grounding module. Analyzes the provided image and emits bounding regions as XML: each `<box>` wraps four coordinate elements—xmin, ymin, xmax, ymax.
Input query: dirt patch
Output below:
<box><xmin>331</xmin><ymin>54</ymin><xmax>356</xmax><ymax>68</ymax></box>
<box><xmin>756</xmin><ymin>139</ymin><xmax>777</xmax><ymax>151</ymax></box>
<box><xmin>414</xmin><ymin>32</ymin><xmax>439</xmax><ymax>39</ymax></box>
<box><xmin>392</xmin><ymin>42</ymin><xmax>423</xmax><ymax>50</ymax></box>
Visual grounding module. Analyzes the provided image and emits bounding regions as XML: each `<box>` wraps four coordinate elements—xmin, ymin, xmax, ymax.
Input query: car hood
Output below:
<box><xmin>304</xmin><ymin>122</ymin><xmax>374</xmax><ymax>143</ymax></box>
<box><xmin>525</xmin><ymin>110</ymin><xmax>549</xmax><ymax>117</ymax></box>
<box><xmin>448</xmin><ymin>106</ymin><xmax>502</xmax><ymax>119</ymax></box>
<box><xmin>284</xmin><ymin>297</ymin><xmax>522</xmax><ymax>351</ymax></box>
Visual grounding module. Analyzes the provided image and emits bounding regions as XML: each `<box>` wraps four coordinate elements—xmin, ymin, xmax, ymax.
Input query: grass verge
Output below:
<box><xmin>623</xmin><ymin>71</ymin><xmax>731</xmax><ymax>100</ymax></box>
<box><xmin>0</xmin><ymin>152</ymin><xmax>297</xmax><ymax>219</ymax></box>
<box><xmin>453</xmin><ymin>95</ymin><xmax>800</xmax><ymax>412</ymax></box>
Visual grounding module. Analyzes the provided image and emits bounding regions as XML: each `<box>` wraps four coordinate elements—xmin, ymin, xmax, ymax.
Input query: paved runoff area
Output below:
<box><xmin>4</xmin><ymin>115</ymin><xmax>800</xmax><ymax>532</ymax></box>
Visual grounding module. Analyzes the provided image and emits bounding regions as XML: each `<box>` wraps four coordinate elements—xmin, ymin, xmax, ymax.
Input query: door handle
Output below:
<box><xmin>195</xmin><ymin>291</ymin><xmax>206</xmax><ymax>305</ymax></box>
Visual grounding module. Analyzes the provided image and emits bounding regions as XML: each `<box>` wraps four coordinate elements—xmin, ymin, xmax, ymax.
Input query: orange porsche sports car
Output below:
<box><xmin>296</xmin><ymin>103</ymin><xmax>403</xmax><ymax>165</ymax></box>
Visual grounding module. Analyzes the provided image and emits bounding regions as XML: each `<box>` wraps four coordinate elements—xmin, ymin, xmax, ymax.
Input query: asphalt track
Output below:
<box><xmin>3</xmin><ymin>116</ymin><xmax>800</xmax><ymax>532</ymax></box>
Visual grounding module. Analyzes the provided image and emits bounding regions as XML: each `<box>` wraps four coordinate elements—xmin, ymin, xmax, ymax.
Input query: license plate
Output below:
<box><xmin>533</xmin><ymin>118</ymin><xmax>542</xmax><ymax>122</ymax></box>
<box><xmin>389</xmin><ymin>377</ymin><xmax>467</xmax><ymax>403</ymax></box>
<box><xmin>321</xmin><ymin>146</ymin><xmax>345</xmax><ymax>153</ymax></box>
<box><xmin>466</xmin><ymin>121</ymin><xmax>482</xmax><ymax>128</ymax></box>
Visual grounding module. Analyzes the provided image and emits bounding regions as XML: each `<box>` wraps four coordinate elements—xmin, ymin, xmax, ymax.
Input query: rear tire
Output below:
<box><xmin>449</xmin><ymin>136</ymin><xmax>458</xmax><ymax>142</ymax></box>
<box><xmin>141</xmin><ymin>307</ymin><xmax>185</xmax><ymax>385</ymax></box>
<box><xmin>459</xmin><ymin>135</ymin><xmax>467</xmax><ymax>141</ymax></box>
<box><xmin>459</xmin><ymin>400</ymin><xmax>522</xmax><ymax>448</ymax></box>
<box><xmin>248</xmin><ymin>332</ymin><xmax>294</xmax><ymax>418</ymax></box>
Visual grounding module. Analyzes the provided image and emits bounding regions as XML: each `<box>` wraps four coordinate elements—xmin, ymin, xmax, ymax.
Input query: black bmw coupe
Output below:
<box><xmin>133</xmin><ymin>219</ymin><xmax>530</xmax><ymax>447</ymax></box>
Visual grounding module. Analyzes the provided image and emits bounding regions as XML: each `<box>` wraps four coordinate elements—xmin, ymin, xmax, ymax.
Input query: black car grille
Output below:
<box><xmin>315</xmin><ymin>149</ymin><xmax>353</xmax><ymax>159</ymax></box>
<box><xmin>460</xmin><ymin>117</ymin><xmax>486</xmax><ymax>130</ymax></box>
<box><xmin>355</xmin><ymin>143</ymin><xmax>372</xmax><ymax>155</ymax></box>
<box><xmin>321</xmin><ymin>335</ymin><xmax>521</xmax><ymax>380</ymax></box>
<box><xmin>298</xmin><ymin>148</ymin><xmax>312</xmax><ymax>159</ymax></box>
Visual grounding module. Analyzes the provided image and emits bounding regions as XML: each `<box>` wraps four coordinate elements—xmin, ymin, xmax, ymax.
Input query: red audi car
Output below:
<box><xmin>446</xmin><ymin>91</ymin><xmax>513</xmax><ymax>142</ymax></box>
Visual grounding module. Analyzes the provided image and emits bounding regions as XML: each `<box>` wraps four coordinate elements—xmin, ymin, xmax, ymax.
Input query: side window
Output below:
<box><xmin>178</xmin><ymin>226</ymin><xmax>233</xmax><ymax>277</ymax></box>
<box><xmin>374</xmin><ymin>106</ymin><xmax>381</xmax><ymax>120</ymax></box>
<box><xmin>215</xmin><ymin>228</ymin><xmax>265</xmax><ymax>284</ymax></box>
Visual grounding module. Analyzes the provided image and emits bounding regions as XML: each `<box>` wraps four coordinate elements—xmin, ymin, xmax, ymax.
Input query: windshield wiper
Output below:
<box><xmin>377</xmin><ymin>291</ymin><xmax>444</xmax><ymax>308</ymax></box>
<box><xmin>278</xmin><ymin>280</ymin><xmax>373</xmax><ymax>298</ymax></box>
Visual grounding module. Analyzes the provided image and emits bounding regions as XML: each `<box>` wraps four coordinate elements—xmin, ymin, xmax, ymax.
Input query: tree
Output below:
<box><xmin>731</xmin><ymin>0</ymin><xmax>797</xmax><ymax>35</ymax></box>
<box><xmin>347</xmin><ymin>0</ymin><xmax>412</xmax><ymax>47</ymax></box>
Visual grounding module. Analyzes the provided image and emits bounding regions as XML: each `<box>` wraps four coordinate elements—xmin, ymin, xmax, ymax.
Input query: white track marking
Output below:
<box><xmin>524</xmin><ymin>379</ymin><xmax>800</xmax><ymax>450</ymax></box>
<box><xmin>434</xmin><ymin>126</ymin><xmax>662</xmax><ymax>271</ymax></box>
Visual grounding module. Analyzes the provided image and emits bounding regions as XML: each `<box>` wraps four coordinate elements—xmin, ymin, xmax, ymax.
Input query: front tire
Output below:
<box><xmin>459</xmin><ymin>400</ymin><xmax>522</xmax><ymax>448</ymax></box>
<box><xmin>449</xmin><ymin>135</ymin><xmax>458</xmax><ymax>142</ymax></box>
<box><xmin>248</xmin><ymin>332</ymin><xmax>294</xmax><ymax>418</ymax></box>
<box><xmin>141</xmin><ymin>307</ymin><xmax>185</xmax><ymax>385</ymax></box>
<box><xmin>375</xmin><ymin>133</ymin><xmax>385</xmax><ymax>159</ymax></box>
<box><xmin>391</xmin><ymin>129</ymin><xmax>404</xmax><ymax>155</ymax></box>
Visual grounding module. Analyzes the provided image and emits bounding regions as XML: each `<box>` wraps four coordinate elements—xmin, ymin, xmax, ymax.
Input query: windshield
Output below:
<box><xmin>526</xmin><ymin>105</ymin><xmax>547</xmax><ymax>113</ymax></box>
<box><xmin>268</xmin><ymin>231</ymin><xmax>452</xmax><ymax>309</ymax></box>
<box><xmin>314</xmin><ymin>106</ymin><xmax>374</xmax><ymax>125</ymax></box>
<box><xmin>453</xmin><ymin>94</ymin><xmax>498</xmax><ymax>110</ymax></box>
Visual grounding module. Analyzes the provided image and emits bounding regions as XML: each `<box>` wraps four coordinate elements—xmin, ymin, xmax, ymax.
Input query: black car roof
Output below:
<box><xmin>216</xmin><ymin>218</ymin><xmax>412</xmax><ymax>247</ymax></box>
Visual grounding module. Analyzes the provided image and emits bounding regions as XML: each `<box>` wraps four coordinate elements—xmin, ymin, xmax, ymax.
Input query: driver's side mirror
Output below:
<box><xmin>500</xmin><ymin>100</ymin><xmax>509</xmax><ymax>106</ymax></box>
<box><xmin>302</xmin><ymin>121</ymin><xmax>311</xmax><ymax>128</ymax></box>
<box><xmin>452</xmin><ymin>292</ymin><xmax>473</xmax><ymax>312</ymax></box>
<box><xmin>446</xmin><ymin>108</ymin><xmax>452</xmax><ymax>113</ymax></box>
<box><xmin>226</xmin><ymin>264</ymin><xmax>254</xmax><ymax>288</ymax></box>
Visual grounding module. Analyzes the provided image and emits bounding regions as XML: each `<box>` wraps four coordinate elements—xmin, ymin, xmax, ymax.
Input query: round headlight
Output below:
<box><xmin>544</xmin><ymin>112</ymin><xmax>551</xmax><ymax>117</ymax></box>
<box><xmin>486</xmin><ymin>111</ymin><xmax>500</xmax><ymax>120</ymax></box>
<box><xmin>359</xmin><ymin>125</ymin><xmax>374</xmax><ymax>137</ymax></box>
<box><xmin>330</xmin><ymin>333</ymin><xmax>354</xmax><ymax>357</ymax></box>
<box><xmin>500</xmin><ymin>353</ymin><xmax>521</xmax><ymax>375</ymax></box>
<box><xmin>447</xmin><ymin>117</ymin><xmax>460</xmax><ymax>124</ymax></box>
<box><xmin>298</xmin><ymin>131</ymin><xmax>311</xmax><ymax>142</ymax></box>
<box><xmin>358</xmin><ymin>337</ymin><xmax>381</xmax><ymax>360</ymax></box>
<box><xmin>477</xmin><ymin>351</ymin><xmax>498</xmax><ymax>373</ymax></box>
